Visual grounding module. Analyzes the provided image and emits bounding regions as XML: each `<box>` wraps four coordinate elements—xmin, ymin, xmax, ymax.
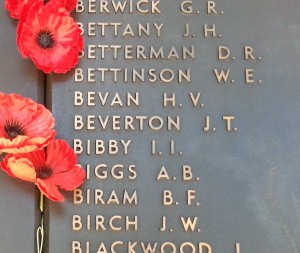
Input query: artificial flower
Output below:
<box><xmin>59</xmin><ymin>0</ymin><xmax>77</xmax><ymax>12</ymax></box>
<box><xmin>1</xmin><ymin>140</ymin><xmax>85</xmax><ymax>202</ymax></box>
<box><xmin>0</xmin><ymin>92</ymin><xmax>56</xmax><ymax>153</ymax></box>
<box><xmin>17</xmin><ymin>1</ymin><xmax>83</xmax><ymax>73</ymax></box>
<box><xmin>4</xmin><ymin>0</ymin><xmax>27</xmax><ymax>19</ymax></box>
<box><xmin>5</xmin><ymin>0</ymin><xmax>77</xmax><ymax>19</ymax></box>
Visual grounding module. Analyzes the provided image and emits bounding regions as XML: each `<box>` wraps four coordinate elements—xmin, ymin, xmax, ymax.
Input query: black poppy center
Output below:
<box><xmin>4</xmin><ymin>120</ymin><xmax>27</xmax><ymax>139</ymax></box>
<box><xmin>36</xmin><ymin>29</ymin><xmax>55</xmax><ymax>49</ymax></box>
<box><xmin>44</xmin><ymin>0</ymin><xmax>49</xmax><ymax>4</ymax></box>
<box><xmin>36</xmin><ymin>166</ymin><xmax>53</xmax><ymax>180</ymax></box>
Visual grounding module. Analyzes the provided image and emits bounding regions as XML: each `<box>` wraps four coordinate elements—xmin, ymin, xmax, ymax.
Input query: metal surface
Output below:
<box><xmin>45</xmin><ymin>0</ymin><xmax>300</xmax><ymax>252</ymax></box>
<box><xmin>0</xmin><ymin>7</ymin><xmax>44</xmax><ymax>253</ymax></box>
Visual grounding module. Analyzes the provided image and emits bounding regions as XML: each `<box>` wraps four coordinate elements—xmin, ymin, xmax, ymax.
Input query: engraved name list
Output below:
<box><xmin>65</xmin><ymin>1</ymin><xmax>263</xmax><ymax>253</ymax></box>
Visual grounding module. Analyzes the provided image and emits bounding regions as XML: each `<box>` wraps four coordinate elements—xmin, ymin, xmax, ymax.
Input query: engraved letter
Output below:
<box><xmin>74</xmin><ymin>91</ymin><xmax>83</xmax><ymax>106</ymax></box>
<box><xmin>199</xmin><ymin>243</ymin><xmax>212</xmax><ymax>253</ymax></box>
<box><xmin>163</xmin><ymin>190</ymin><xmax>174</xmax><ymax>205</ymax></box>
<box><xmin>207</xmin><ymin>1</ymin><xmax>217</xmax><ymax>14</ymax></box>
<box><xmin>75</xmin><ymin>68</ymin><xmax>84</xmax><ymax>82</ymax></box>
<box><xmin>76</xmin><ymin>0</ymin><xmax>84</xmax><ymax>12</ymax></box>
<box><xmin>163</xmin><ymin>93</ymin><xmax>176</xmax><ymax>107</ymax></box>
<box><xmin>160</xmin><ymin>216</ymin><xmax>167</xmax><ymax>231</ymax></box>
<box><xmin>126</xmin><ymin>216</ymin><xmax>138</xmax><ymax>231</ymax></box>
<box><xmin>222</xmin><ymin>116</ymin><xmax>235</xmax><ymax>131</ymax></box>
<box><xmin>141</xmin><ymin>243</ymin><xmax>158</xmax><ymax>253</ymax></box>
<box><xmin>111</xmin><ymin>242</ymin><xmax>123</xmax><ymax>253</ymax></box>
<box><xmin>157</xmin><ymin>166</ymin><xmax>170</xmax><ymax>180</ymax></box>
<box><xmin>218</xmin><ymin>46</ymin><xmax>230</xmax><ymax>60</ymax></box>
<box><xmin>187</xmin><ymin>190</ymin><xmax>196</xmax><ymax>205</ymax></box>
<box><xmin>74</xmin><ymin>115</ymin><xmax>83</xmax><ymax>130</ymax></box>
<box><xmin>72</xmin><ymin>215</ymin><xmax>82</xmax><ymax>231</ymax></box>
<box><xmin>180</xmin><ymin>1</ymin><xmax>193</xmax><ymax>14</ymax></box>
<box><xmin>72</xmin><ymin>241</ymin><xmax>82</xmax><ymax>253</ymax></box>
<box><xmin>245</xmin><ymin>69</ymin><xmax>254</xmax><ymax>83</ymax></box>
<box><xmin>74</xmin><ymin>139</ymin><xmax>83</xmax><ymax>154</ymax></box>
<box><xmin>89</xmin><ymin>0</ymin><xmax>96</xmax><ymax>13</ymax></box>
<box><xmin>214</xmin><ymin>69</ymin><xmax>230</xmax><ymax>83</ymax></box>
<box><xmin>180</xmin><ymin>216</ymin><xmax>198</xmax><ymax>231</ymax></box>
<box><xmin>183</xmin><ymin>165</ymin><xmax>193</xmax><ymax>181</ymax></box>
<box><xmin>244</xmin><ymin>46</ymin><xmax>256</xmax><ymax>60</ymax></box>
<box><xmin>180</xmin><ymin>243</ymin><xmax>195</xmax><ymax>253</ymax></box>
<box><xmin>74</xmin><ymin>189</ymin><xmax>83</xmax><ymax>204</ymax></box>
<box><xmin>204</xmin><ymin>24</ymin><xmax>216</xmax><ymax>37</ymax></box>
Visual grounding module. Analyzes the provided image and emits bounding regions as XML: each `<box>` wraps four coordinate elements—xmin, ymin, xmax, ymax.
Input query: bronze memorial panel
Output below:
<box><xmin>9</xmin><ymin>0</ymin><xmax>298</xmax><ymax>252</ymax></box>
<box><xmin>0</xmin><ymin>4</ymin><xmax>44</xmax><ymax>252</ymax></box>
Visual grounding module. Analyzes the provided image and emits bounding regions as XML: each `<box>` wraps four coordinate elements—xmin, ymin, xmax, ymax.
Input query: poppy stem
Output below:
<box><xmin>37</xmin><ymin>192</ymin><xmax>44</xmax><ymax>253</ymax></box>
<box><xmin>40</xmin><ymin>193</ymin><xmax>44</xmax><ymax>213</ymax></box>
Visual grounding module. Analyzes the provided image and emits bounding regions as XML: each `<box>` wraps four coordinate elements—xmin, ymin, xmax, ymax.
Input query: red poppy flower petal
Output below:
<box><xmin>0</xmin><ymin>128</ymin><xmax>6</xmax><ymax>139</ymax></box>
<box><xmin>17</xmin><ymin>1</ymin><xmax>44</xmax><ymax>57</ymax></box>
<box><xmin>36</xmin><ymin>179</ymin><xmax>64</xmax><ymax>202</ymax></box>
<box><xmin>0</xmin><ymin>136</ymin><xmax>28</xmax><ymax>153</ymax></box>
<box><xmin>17</xmin><ymin>24</ymin><xmax>37</xmax><ymax>59</ymax></box>
<box><xmin>56</xmin><ymin>16</ymin><xmax>80</xmax><ymax>43</ymax></box>
<box><xmin>50</xmin><ymin>165</ymin><xmax>85</xmax><ymax>191</ymax></box>
<box><xmin>17</xmin><ymin>0</ymin><xmax>43</xmax><ymax>50</ymax></box>
<box><xmin>2</xmin><ymin>156</ymin><xmax>36</xmax><ymax>182</ymax></box>
<box><xmin>5</xmin><ymin>0</ymin><xmax>28</xmax><ymax>19</ymax></box>
<box><xmin>22</xmin><ymin>0</ymin><xmax>43</xmax><ymax>26</ymax></box>
<box><xmin>46</xmin><ymin>140</ymin><xmax>77</xmax><ymax>173</ymax></box>
<box><xmin>0</xmin><ymin>93</ymin><xmax>56</xmax><ymax>153</ymax></box>
<box><xmin>38</xmin><ymin>3</ymin><xmax>67</xmax><ymax>28</ymax></box>
<box><xmin>7</xmin><ymin>149</ymin><xmax>45</xmax><ymax>169</ymax></box>
<box><xmin>17</xmin><ymin>1</ymin><xmax>83</xmax><ymax>73</ymax></box>
<box><xmin>29</xmin><ymin>48</ymin><xmax>63</xmax><ymax>74</ymax></box>
<box><xmin>0</xmin><ymin>93</ymin><xmax>37</xmax><ymax>125</ymax></box>
<box><xmin>0</xmin><ymin>94</ymin><xmax>53</xmax><ymax>143</ymax></box>
<box><xmin>0</xmin><ymin>130</ymin><xmax>55</xmax><ymax>154</ymax></box>
<box><xmin>1</xmin><ymin>156</ymin><xmax>17</xmax><ymax>178</ymax></box>
<box><xmin>26</xmin><ymin>104</ymin><xmax>55</xmax><ymax>137</ymax></box>
<box><xmin>29</xmin><ymin>51</ymin><xmax>55</xmax><ymax>74</ymax></box>
<box><xmin>50</xmin><ymin>45</ymin><xmax>79</xmax><ymax>74</ymax></box>
<box><xmin>65</xmin><ymin>0</ymin><xmax>77</xmax><ymax>11</ymax></box>
<box><xmin>0</xmin><ymin>137</ymin><xmax>21</xmax><ymax>153</ymax></box>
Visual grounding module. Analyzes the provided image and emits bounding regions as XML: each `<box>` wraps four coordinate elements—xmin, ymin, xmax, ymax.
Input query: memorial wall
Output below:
<box><xmin>46</xmin><ymin>0</ymin><xmax>300</xmax><ymax>252</ymax></box>
<box><xmin>0</xmin><ymin>3</ymin><xmax>44</xmax><ymax>253</ymax></box>
<box><xmin>1</xmin><ymin>0</ymin><xmax>300</xmax><ymax>253</ymax></box>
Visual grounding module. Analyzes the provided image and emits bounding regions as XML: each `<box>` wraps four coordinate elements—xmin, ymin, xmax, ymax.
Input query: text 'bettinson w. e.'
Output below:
<box><xmin>74</xmin><ymin>68</ymin><xmax>191</xmax><ymax>84</ymax></box>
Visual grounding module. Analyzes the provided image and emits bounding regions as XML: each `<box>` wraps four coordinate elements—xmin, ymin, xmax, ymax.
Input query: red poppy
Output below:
<box><xmin>17</xmin><ymin>1</ymin><xmax>83</xmax><ymax>73</ymax></box>
<box><xmin>4</xmin><ymin>0</ymin><xmax>28</xmax><ymax>19</ymax></box>
<box><xmin>5</xmin><ymin>0</ymin><xmax>77</xmax><ymax>19</ymax></box>
<box><xmin>0</xmin><ymin>92</ymin><xmax>56</xmax><ymax>154</ymax></box>
<box><xmin>1</xmin><ymin>140</ymin><xmax>85</xmax><ymax>202</ymax></box>
<box><xmin>57</xmin><ymin>0</ymin><xmax>77</xmax><ymax>12</ymax></box>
